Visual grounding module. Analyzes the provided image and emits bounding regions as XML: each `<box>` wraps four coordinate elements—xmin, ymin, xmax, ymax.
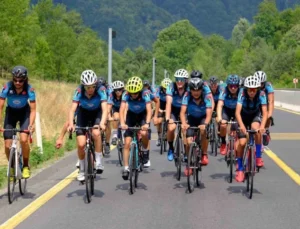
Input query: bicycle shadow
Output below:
<box><xmin>105</xmin><ymin>160</ymin><xmax>122</xmax><ymax>167</ymax></box>
<box><xmin>115</xmin><ymin>183</ymin><xmax>148</xmax><ymax>192</ymax></box>
<box><xmin>160</xmin><ymin>171</ymin><xmax>185</xmax><ymax>179</ymax></box>
<box><xmin>210</xmin><ymin>173</ymin><xmax>229</xmax><ymax>182</ymax></box>
<box><xmin>226</xmin><ymin>185</ymin><xmax>262</xmax><ymax>197</ymax></box>
<box><xmin>173</xmin><ymin>182</ymin><xmax>206</xmax><ymax>193</ymax></box>
<box><xmin>0</xmin><ymin>191</ymin><xmax>36</xmax><ymax>201</ymax></box>
<box><xmin>66</xmin><ymin>189</ymin><xmax>105</xmax><ymax>203</ymax></box>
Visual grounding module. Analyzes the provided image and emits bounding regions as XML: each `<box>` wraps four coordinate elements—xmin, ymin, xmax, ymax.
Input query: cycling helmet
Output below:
<box><xmin>188</xmin><ymin>78</ymin><xmax>204</xmax><ymax>90</ymax></box>
<box><xmin>161</xmin><ymin>78</ymin><xmax>172</xmax><ymax>89</ymax></box>
<box><xmin>174</xmin><ymin>69</ymin><xmax>189</xmax><ymax>79</ymax></box>
<box><xmin>143</xmin><ymin>80</ymin><xmax>150</xmax><ymax>87</ymax></box>
<box><xmin>190</xmin><ymin>70</ymin><xmax>203</xmax><ymax>79</ymax></box>
<box><xmin>239</xmin><ymin>77</ymin><xmax>245</xmax><ymax>86</ymax></box>
<box><xmin>81</xmin><ymin>70</ymin><xmax>97</xmax><ymax>85</ymax></box>
<box><xmin>209</xmin><ymin>76</ymin><xmax>218</xmax><ymax>84</ymax></box>
<box><xmin>12</xmin><ymin>66</ymin><xmax>28</xmax><ymax>79</ymax></box>
<box><xmin>97</xmin><ymin>76</ymin><xmax>106</xmax><ymax>85</ymax></box>
<box><xmin>126</xmin><ymin>76</ymin><xmax>143</xmax><ymax>93</ymax></box>
<box><xmin>112</xmin><ymin>80</ymin><xmax>124</xmax><ymax>90</ymax></box>
<box><xmin>254</xmin><ymin>71</ymin><xmax>267</xmax><ymax>83</ymax></box>
<box><xmin>226</xmin><ymin>74</ymin><xmax>240</xmax><ymax>85</ymax></box>
<box><xmin>244</xmin><ymin>75</ymin><xmax>261</xmax><ymax>88</ymax></box>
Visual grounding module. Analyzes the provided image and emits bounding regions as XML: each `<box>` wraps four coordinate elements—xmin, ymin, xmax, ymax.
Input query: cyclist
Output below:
<box><xmin>107</xmin><ymin>80</ymin><xmax>125</xmax><ymax>145</ymax></box>
<box><xmin>0</xmin><ymin>66</ymin><xmax>36</xmax><ymax>179</ymax></box>
<box><xmin>190</xmin><ymin>70</ymin><xmax>203</xmax><ymax>79</ymax></box>
<box><xmin>120</xmin><ymin>76</ymin><xmax>152</xmax><ymax>180</ymax></box>
<box><xmin>254</xmin><ymin>71</ymin><xmax>274</xmax><ymax>145</ymax></box>
<box><xmin>166</xmin><ymin>69</ymin><xmax>189</xmax><ymax>161</ymax></box>
<box><xmin>208</xmin><ymin>76</ymin><xmax>222</xmax><ymax>111</ymax></box>
<box><xmin>181</xmin><ymin>78</ymin><xmax>212</xmax><ymax>175</ymax></box>
<box><xmin>155</xmin><ymin>78</ymin><xmax>172</xmax><ymax>146</ymax></box>
<box><xmin>239</xmin><ymin>77</ymin><xmax>245</xmax><ymax>88</ymax></box>
<box><xmin>68</xmin><ymin>70</ymin><xmax>108</xmax><ymax>181</ymax></box>
<box><xmin>217</xmin><ymin>75</ymin><xmax>240</xmax><ymax>155</ymax></box>
<box><xmin>235</xmin><ymin>75</ymin><xmax>267</xmax><ymax>182</ymax></box>
<box><xmin>143</xmin><ymin>80</ymin><xmax>156</xmax><ymax>94</ymax></box>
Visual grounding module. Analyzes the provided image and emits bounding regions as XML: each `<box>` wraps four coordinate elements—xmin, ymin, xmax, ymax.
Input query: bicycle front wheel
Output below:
<box><xmin>19</xmin><ymin>153</ymin><xmax>27</xmax><ymax>195</ymax></box>
<box><xmin>248</xmin><ymin>146</ymin><xmax>255</xmax><ymax>199</ymax></box>
<box><xmin>174</xmin><ymin>136</ymin><xmax>182</xmax><ymax>181</ymax></box>
<box><xmin>117</xmin><ymin>138</ymin><xmax>123</xmax><ymax>166</ymax></box>
<box><xmin>85</xmin><ymin>149</ymin><xmax>93</xmax><ymax>203</ymax></box>
<box><xmin>187</xmin><ymin>144</ymin><xmax>196</xmax><ymax>193</ymax></box>
<box><xmin>129</xmin><ymin>143</ymin><xmax>137</xmax><ymax>195</ymax></box>
<box><xmin>8</xmin><ymin>148</ymin><xmax>16</xmax><ymax>204</ymax></box>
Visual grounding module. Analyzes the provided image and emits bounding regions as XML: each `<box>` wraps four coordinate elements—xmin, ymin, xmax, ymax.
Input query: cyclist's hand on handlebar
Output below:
<box><xmin>142</xmin><ymin>123</ymin><xmax>149</xmax><ymax>131</ymax></box>
<box><xmin>198</xmin><ymin>124</ymin><xmax>206</xmax><ymax>131</ymax></box>
<box><xmin>120</xmin><ymin>124</ymin><xmax>128</xmax><ymax>130</ymax></box>
<box><xmin>99</xmin><ymin>122</ymin><xmax>106</xmax><ymax>131</ymax></box>
<box><xmin>153</xmin><ymin>117</ymin><xmax>158</xmax><ymax>125</ymax></box>
<box><xmin>259</xmin><ymin>128</ymin><xmax>266</xmax><ymax>134</ymax></box>
<box><xmin>108</xmin><ymin>116</ymin><xmax>114</xmax><ymax>121</ymax></box>
<box><xmin>28</xmin><ymin>125</ymin><xmax>35</xmax><ymax>133</ymax></box>
<box><xmin>240</xmin><ymin>125</ymin><xmax>247</xmax><ymax>135</ymax></box>
<box><xmin>181</xmin><ymin>123</ymin><xmax>189</xmax><ymax>131</ymax></box>
<box><xmin>168</xmin><ymin>118</ymin><xmax>174</xmax><ymax>124</ymax></box>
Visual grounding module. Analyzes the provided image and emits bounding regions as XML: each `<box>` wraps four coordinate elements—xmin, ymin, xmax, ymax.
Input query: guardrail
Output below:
<box><xmin>274</xmin><ymin>90</ymin><xmax>300</xmax><ymax>112</ymax></box>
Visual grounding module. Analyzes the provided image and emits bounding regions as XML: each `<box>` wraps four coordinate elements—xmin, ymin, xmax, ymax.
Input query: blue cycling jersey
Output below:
<box><xmin>262</xmin><ymin>82</ymin><xmax>274</xmax><ymax>105</ymax></box>
<box><xmin>73</xmin><ymin>85</ymin><xmax>107</xmax><ymax>111</ymax></box>
<box><xmin>182</xmin><ymin>91</ymin><xmax>212</xmax><ymax>118</ymax></box>
<box><xmin>0</xmin><ymin>81</ymin><xmax>36</xmax><ymax>109</ymax></box>
<box><xmin>122</xmin><ymin>90</ymin><xmax>151</xmax><ymax>114</ymax></box>
<box><xmin>156</xmin><ymin>86</ymin><xmax>167</xmax><ymax>102</ymax></box>
<box><xmin>211</xmin><ymin>84</ymin><xmax>224</xmax><ymax>103</ymax></box>
<box><xmin>219</xmin><ymin>86</ymin><xmax>240</xmax><ymax>109</ymax></box>
<box><xmin>108</xmin><ymin>91</ymin><xmax>123</xmax><ymax>108</ymax></box>
<box><xmin>237</xmin><ymin>89</ymin><xmax>267</xmax><ymax>115</ymax></box>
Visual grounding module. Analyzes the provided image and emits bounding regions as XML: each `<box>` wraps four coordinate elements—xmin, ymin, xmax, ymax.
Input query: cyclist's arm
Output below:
<box><xmin>100</xmin><ymin>101</ymin><xmax>108</xmax><ymax>125</ymax></box>
<box><xmin>235</xmin><ymin>104</ymin><xmax>244</xmax><ymax>129</ymax></box>
<box><xmin>0</xmin><ymin>99</ymin><xmax>5</xmax><ymax>125</ymax></box>
<box><xmin>107</xmin><ymin>104</ymin><xmax>113</xmax><ymax>119</ymax></box>
<box><xmin>205</xmin><ymin>108</ymin><xmax>212</xmax><ymax>125</ymax></box>
<box><xmin>29</xmin><ymin>102</ymin><xmax>36</xmax><ymax>129</ymax></box>
<box><xmin>217</xmin><ymin>100</ymin><xmax>224</xmax><ymax>122</ymax></box>
<box><xmin>166</xmin><ymin>96</ymin><xmax>172</xmax><ymax>120</ymax></box>
<box><xmin>267</xmin><ymin>93</ymin><xmax>274</xmax><ymax>118</ymax></box>
<box><xmin>58</xmin><ymin>121</ymin><xmax>69</xmax><ymax>140</ymax></box>
<box><xmin>261</xmin><ymin>105</ymin><xmax>268</xmax><ymax>129</ymax></box>
<box><xmin>120</xmin><ymin>102</ymin><xmax>126</xmax><ymax>126</ymax></box>
<box><xmin>180</xmin><ymin>105</ymin><xmax>187</xmax><ymax>124</ymax></box>
<box><xmin>153</xmin><ymin>97</ymin><xmax>160</xmax><ymax>118</ymax></box>
<box><xmin>146</xmin><ymin>102</ymin><xmax>152</xmax><ymax>123</ymax></box>
<box><xmin>69</xmin><ymin>103</ymin><xmax>78</xmax><ymax>127</ymax></box>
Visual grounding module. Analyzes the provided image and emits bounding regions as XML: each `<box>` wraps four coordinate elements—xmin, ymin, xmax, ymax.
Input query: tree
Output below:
<box><xmin>232</xmin><ymin>18</ymin><xmax>251</xmax><ymax>47</ymax></box>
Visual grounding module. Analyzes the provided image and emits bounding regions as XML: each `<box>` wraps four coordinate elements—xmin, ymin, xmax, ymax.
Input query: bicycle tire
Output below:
<box><xmin>175</xmin><ymin>136</ymin><xmax>182</xmax><ymax>181</ymax></box>
<box><xmin>246</xmin><ymin>147</ymin><xmax>250</xmax><ymax>193</ymax></box>
<box><xmin>160</xmin><ymin>125</ymin><xmax>164</xmax><ymax>155</ymax></box>
<box><xmin>19</xmin><ymin>153</ymin><xmax>27</xmax><ymax>195</ymax></box>
<box><xmin>85</xmin><ymin>148</ymin><xmax>92</xmax><ymax>203</ymax></box>
<box><xmin>8</xmin><ymin>148</ymin><xmax>16</xmax><ymax>204</ymax></box>
<box><xmin>117</xmin><ymin>138</ymin><xmax>123</xmax><ymax>166</ymax></box>
<box><xmin>135</xmin><ymin>151</ymin><xmax>140</xmax><ymax>188</ymax></box>
<box><xmin>187</xmin><ymin>143</ymin><xmax>196</xmax><ymax>193</ymax></box>
<box><xmin>249</xmin><ymin>146</ymin><xmax>255</xmax><ymax>199</ymax></box>
<box><xmin>214</xmin><ymin>121</ymin><xmax>218</xmax><ymax>156</ymax></box>
<box><xmin>209</xmin><ymin>124</ymin><xmax>214</xmax><ymax>156</ymax></box>
<box><xmin>129</xmin><ymin>143</ymin><xmax>136</xmax><ymax>195</ymax></box>
<box><xmin>229</xmin><ymin>139</ymin><xmax>234</xmax><ymax>183</ymax></box>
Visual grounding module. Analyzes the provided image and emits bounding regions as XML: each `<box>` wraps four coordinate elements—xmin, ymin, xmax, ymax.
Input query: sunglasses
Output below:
<box><xmin>176</xmin><ymin>78</ymin><xmax>185</xmax><ymax>82</ymax></box>
<box><xmin>247</xmin><ymin>88</ymin><xmax>257</xmax><ymax>93</ymax></box>
<box><xmin>114</xmin><ymin>88</ymin><xmax>123</xmax><ymax>92</ymax></box>
<box><xmin>228</xmin><ymin>84</ymin><xmax>239</xmax><ymax>89</ymax></box>
<box><xmin>13</xmin><ymin>79</ymin><xmax>25</xmax><ymax>83</ymax></box>
<box><xmin>130</xmin><ymin>92</ymin><xmax>139</xmax><ymax>96</ymax></box>
<box><xmin>84</xmin><ymin>85</ymin><xmax>96</xmax><ymax>90</ymax></box>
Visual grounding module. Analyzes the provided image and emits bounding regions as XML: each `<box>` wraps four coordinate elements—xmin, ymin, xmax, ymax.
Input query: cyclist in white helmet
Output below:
<box><xmin>107</xmin><ymin>80</ymin><xmax>125</xmax><ymax>145</ymax></box>
<box><xmin>235</xmin><ymin>75</ymin><xmax>267</xmax><ymax>182</ymax></box>
<box><xmin>254</xmin><ymin>71</ymin><xmax>274</xmax><ymax>144</ymax></box>
<box><xmin>165</xmin><ymin>69</ymin><xmax>189</xmax><ymax>161</ymax></box>
<box><xmin>68</xmin><ymin>70</ymin><xmax>108</xmax><ymax>182</ymax></box>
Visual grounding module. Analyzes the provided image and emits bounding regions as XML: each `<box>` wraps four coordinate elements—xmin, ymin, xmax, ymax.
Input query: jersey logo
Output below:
<box><xmin>22</xmin><ymin>91</ymin><xmax>27</xmax><ymax>95</ymax></box>
<box><xmin>30</xmin><ymin>88</ymin><xmax>35</xmax><ymax>92</ymax></box>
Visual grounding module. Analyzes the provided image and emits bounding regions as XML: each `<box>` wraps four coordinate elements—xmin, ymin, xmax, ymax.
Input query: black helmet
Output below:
<box><xmin>143</xmin><ymin>80</ymin><xmax>150</xmax><ymax>86</ymax></box>
<box><xmin>12</xmin><ymin>66</ymin><xmax>27</xmax><ymax>79</ymax></box>
<box><xmin>188</xmin><ymin>78</ymin><xmax>204</xmax><ymax>90</ymax></box>
<box><xmin>239</xmin><ymin>77</ymin><xmax>245</xmax><ymax>87</ymax></box>
<box><xmin>209</xmin><ymin>76</ymin><xmax>219</xmax><ymax>84</ymax></box>
<box><xmin>97</xmin><ymin>76</ymin><xmax>106</xmax><ymax>85</ymax></box>
<box><xmin>190</xmin><ymin>70</ymin><xmax>203</xmax><ymax>79</ymax></box>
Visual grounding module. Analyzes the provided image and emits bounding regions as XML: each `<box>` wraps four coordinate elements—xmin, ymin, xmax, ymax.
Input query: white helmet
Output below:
<box><xmin>81</xmin><ymin>70</ymin><xmax>97</xmax><ymax>85</ymax></box>
<box><xmin>254</xmin><ymin>71</ymin><xmax>267</xmax><ymax>83</ymax></box>
<box><xmin>174</xmin><ymin>69</ymin><xmax>189</xmax><ymax>79</ymax></box>
<box><xmin>244</xmin><ymin>75</ymin><xmax>261</xmax><ymax>88</ymax></box>
<box><xmin>112</xmin><ymin>80</ymin><xmax>124</xmax><ymax>89</ymax></box>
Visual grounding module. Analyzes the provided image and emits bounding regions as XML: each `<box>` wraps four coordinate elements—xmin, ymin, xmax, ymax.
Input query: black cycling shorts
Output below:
<box><xmin>237</xmin><ymin>111</ymin><xmax>261</xmax><ymax>139</ymax></box>
<box><xmin>112</xmin><ymin>106</ymin><xmax>120</xmax><ymax>114</ymax></box>
<box><xmin>124</xmin><ymin>110</ymin><xmax>150</xmax><ymax>138</ymax></box>
<box><xmin>3</xmin><ymin>105</ymin><xmax>30</xmax><ymax>140</ymax></box>
<box><xmin>76</xmin><ymin>107</ymin><xmax>102</xmax><ymax>136</ymax></box>
<box><xmin>186</xmin><ymin>115</ymin><xmax>206</xmax><ymax>137</ymax></box>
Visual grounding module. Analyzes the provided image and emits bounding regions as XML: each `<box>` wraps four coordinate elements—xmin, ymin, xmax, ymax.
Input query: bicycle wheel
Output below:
<box><xmin>214</xmin><ymin>122</ymin><xmax>218</xmax><ymax>156</ymax></box>
<box><xmin>19</xmin><ymin>153</ymin><xmax>27</xmax><ymax>195</ymax></box>
<box><xmin>85</xmin><ymin>149</ymin><xmax>92</xmax><ymax>203</ymax></box>
<box><xmin>229</xmin><ymin>139</ymin><xmax>234</xmax><ymax>183</ymax></box>
<box><xmin>8</xmin><ymin>148</ymin><xmax>16</xmax><ymax>204</ymax></box>
<box><xmin>245</xmin><ymin>147</ymin><xmax>251</xmax><ymax>193</ymax></box>
<box><xmin>129</xmin><ymin>144</ymin><xmax>136</xmax><ymax>195</ymax></box>
<box><xmin>117</xmin><ymin>138</ymin><xmax>123</xmax><ymax>166</ymax></box>
<box><xmin>160</xmin><ymin>125</ymin><xmax>164</xmax><ymax>155</ymax></box>
<box><xmin>248</xmin><ymin>146</ymin><xmax>255</xmax><ymax>199</ymax></box>
<box><xmin>175</xmin><ymin>136</ymin><xmax>182</xmax><ymax>181</ymax></box>
<box><xmin>187</xmin><ymin>143</ymin><xmax>196</xmax><ymax>193</ymax></box>
<box><xmin>209</xmin><ymin>124</ymin><xmax>214</xmax><ymax>156</ymax></box>
<box><xmin>102</xmin><ymin>133</ymin><xmax>107</xmax><ymax>157</ymax></box>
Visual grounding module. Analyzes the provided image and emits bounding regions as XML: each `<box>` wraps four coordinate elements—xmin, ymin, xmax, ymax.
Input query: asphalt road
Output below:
<box><xmin>0</xmin><ymin>108</ymin><xmax>300</xmax><ymax>229</ymax></box>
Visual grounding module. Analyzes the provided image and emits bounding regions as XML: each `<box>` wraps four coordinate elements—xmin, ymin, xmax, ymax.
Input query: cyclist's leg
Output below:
<box><xmin>252</xmin><ymin>114</ymin><xmax>264</xmax><ymax>167</ymax></box>
<box><xmin>185</xmin><ymin>121</ymin><xmax>194</xmax><ymax>175</ymax></box>
<box><xmin>156</xmin><ymin>111</ymin><xmax>163</xmax><ymax>146</ymax></box>
<box><xmin>111</xmin><ymin>109</ymin><xmax>120</xmax><ymax>145</ymax></box>
<box><xmin>3</xmin><ymin>107</ymin><xmax>15</xmax><ymax>160</ymax></box>
<box><xmin>219</xmin><ymin>108</ymin><xmax>230</xmax><ymax>155</ymax></box>
<box><xmin>199</xmin><ymin>116</ymin><xmax>209</xmax><ymax>165</ymax></box>
<box><xmin>166</xmin><ymin>109</ymin><xmax>179</xmax><ymax>161</ymax></box>
<box><xmin>92</xmin><ymin>109</ymin><xmax>105</xmax><ymax>172</ymax></box>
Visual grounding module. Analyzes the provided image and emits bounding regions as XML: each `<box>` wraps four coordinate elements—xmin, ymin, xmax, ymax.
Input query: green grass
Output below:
<box><xmin>0</xmin><ymin>136</ymin><xmax>76</xmax><ymax>189</ymax></box>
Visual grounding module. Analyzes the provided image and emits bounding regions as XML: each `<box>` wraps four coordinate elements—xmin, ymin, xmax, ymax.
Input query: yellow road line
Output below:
<box><xmin>0</xmin><ymin>145</ymin><xmax>116</xmax><ymax>229</ymax></box>
<box><xmin>275</xmin><ymin>107</ymin><xmax>300</xmax><ymax>115</ymax></box>
<box><xmin>264</xmin><ymin>148</ymin><xmax>300</xmax><ymax>186</ymax></box>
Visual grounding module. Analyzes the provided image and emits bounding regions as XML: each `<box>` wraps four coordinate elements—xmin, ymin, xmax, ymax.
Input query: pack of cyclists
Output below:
<box><xmin>1</xmin><ymin>65</ymin><xmax>275</xmax><ymax>183</ymax></box>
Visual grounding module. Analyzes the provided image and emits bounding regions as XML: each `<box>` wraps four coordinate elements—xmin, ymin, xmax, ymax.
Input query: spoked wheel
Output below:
<box><xmin>247</xmin><ymin>148</ymin><xmax>255</xmax><ymax>199</ymax></box>
<box><xmin>129</xmin><ymin>144</ymin><xmax>136</xmax><ymax>195</ymax></box>
<box><xmin>187</xmin><ymin>144</ymin><xmax>197</xmax><ymax>193</ymax></box>
<box><xmin>85</xmin><ymin>150</ymin><xmax>93</xmax><ymax>203</ymax></box>
<box><xmin>174</xmin><ymin>137</ymin><xmax>182</xmax><ymax>181</ymax></box>
<box><xmin>214</xmin><ymin>122</ymin><xmax>218</xmax><ymax>156</ymax></box>
<box><xmin>8</xmin><ymin>148</ymin><xmax>16</xmax><ymax>204</ymax></box>
<box><xmin>228</xmin><ymin>141</ymin><xmax>234</xmax><ymax>183</ymax></box>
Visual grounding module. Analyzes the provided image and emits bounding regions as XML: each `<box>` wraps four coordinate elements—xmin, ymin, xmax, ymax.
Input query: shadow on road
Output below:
<box><xmin>160</xmin><ymin>171</ymin><xmax>185</xmax><ymax>179</ymax></box>
<box><xmin>104</xmin><ymin>160</ymin><xmax>122</xmax><ymax>167</ymax></box>
<box><xmin>210</xmin><ymin>173</ymin><xmax>229</xmax><ymax>182</ymax></box>
<box><xmin>66</xmin><ymin>189</ymin><xmax>105</xmax><ymax>202</ymax></box>
<box><xmin>226</xmin><ymin>185</ymin><xmax>262</xmax><ymax>197</ymax></box>
<box><xmin>0</xmin><ymin>191</ymin><xmax>36</xmax><ymax>201</ymax></box>
<box><xmin>115</xmin><ymin>183</ymin><xmax>148</xmax><ymax>192</ymax></box>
